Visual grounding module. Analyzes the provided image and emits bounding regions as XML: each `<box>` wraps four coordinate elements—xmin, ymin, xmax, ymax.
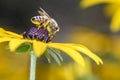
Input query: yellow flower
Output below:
<box><xmin>36</xmin><ymin>61</ymin><xmax>92</xmax><ymax>80</ymax></box>
<box><xmin>69</xmin><ymin>27</ymin><xmax>120</xmax><ymax>59</ymax></box>
<box><xmin>69</xmin><ymin>27</ymin><xmax>111</xmax><ymax>54</ymax></box>
<box><xmin>93</xmin><ymin>62</ymin><xmax>120</xmax><ymax>80</ymax></box>
<box><xmin>80</xmin><ymin>0</ymin><xmax>120</xmax><ymax>32</ymax></box>
<box><xmin>0</xmin><ymin>27</ymin><xmax>103</xmax><ymax>66</ymax></box>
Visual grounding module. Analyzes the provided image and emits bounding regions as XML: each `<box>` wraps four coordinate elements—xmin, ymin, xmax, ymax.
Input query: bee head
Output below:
<box><xmin>47</xmin><ymin>18</ymin><xmax>60</xmax><ymax>35</ymax></box>
<box><xmin>31</xmin><ymin>16</ymin><xmax>41</xmax><ymax>25</ymax></box>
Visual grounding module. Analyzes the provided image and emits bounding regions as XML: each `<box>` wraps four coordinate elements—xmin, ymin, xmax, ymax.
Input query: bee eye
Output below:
<box><xmin>55</xmin><ymin>27</ymin><xmax>58</xmax><ymax>30</ymax></box>
<box><xmin>31</xmin><ymin>16</ymin><xmax>41</xmax><ymax>25</ymax></box>
<box><xmin>55</xmin><ymin>27</ymin><xmax>60</xmax><ymax>32</ymax></box>
<box><xmin>31</xmin><ymin>17</ymin><xmax>35</xmax><ymax>21</ymax></box>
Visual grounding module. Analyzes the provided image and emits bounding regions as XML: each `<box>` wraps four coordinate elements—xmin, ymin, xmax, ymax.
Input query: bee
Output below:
<box><xmin>23</xmin><ymin>8</ymin><xmax>60</xmax><ymax>42</ymax></box>
<box><xmin>31</xmin><ymin>8</ymin><xmax>60</xmax><ymax>36</ymax></box>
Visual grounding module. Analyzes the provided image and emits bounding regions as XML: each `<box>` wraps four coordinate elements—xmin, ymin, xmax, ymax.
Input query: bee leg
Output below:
<box><xmin>22</xmin><ymin>32</ymin><xmax>27</xmax><ymax>38</ymax></box>
<box><xmin>43</xmin><ymin>32</ymin><xmax>49</xmax><ymax>42</ymax></box>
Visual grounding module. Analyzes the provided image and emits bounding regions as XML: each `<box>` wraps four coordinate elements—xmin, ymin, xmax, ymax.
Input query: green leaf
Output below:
<box><xmin>44</xmin><ymin>50</ymin><xmax>51</xmax><ymax>63</ymax></box>
<box><xmin>49</xmin><ymin>47</ymin><xmax>63</xmax><ymax>62</ymax></box>
<box><xmin>49</xmin><ymin>50</ymin><xmax>61</xmax><ymax>65</ymax></box>
<box><xmin>16</xmin><ymin>42</ymin><xmax>32</xmax><ymax>54</ymax></box>
<box><xmin>47</xmin><ymin>47</ymin><xmax>62</xmax><ymax>66</ymax></box>
<box><xmin>51</xmin><ymin>48</ymin><xmax>61</xmax><ymax>53</ymax></box>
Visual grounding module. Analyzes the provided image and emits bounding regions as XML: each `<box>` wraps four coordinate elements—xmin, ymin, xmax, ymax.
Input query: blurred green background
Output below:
<box><xmin>0</xmin><ymin>0</ymin><xmax>120</xmax><ymax>80</ymax></box>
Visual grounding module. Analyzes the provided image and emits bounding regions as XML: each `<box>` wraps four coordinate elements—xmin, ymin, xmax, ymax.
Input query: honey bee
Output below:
<box><xmin>23</xmin><ymin>8</ymin><xmax>60</xmax><ymax>42</ymax></box>
<box><xmin>31</xmin><ymin>8</ymin><xmax>60</xmax><ymax>35</ymax></box>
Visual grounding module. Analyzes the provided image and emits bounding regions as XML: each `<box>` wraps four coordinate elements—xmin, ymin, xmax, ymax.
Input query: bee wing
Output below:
<box><xmin>38</xmin><ymin>8</ymin><xmax>51</xmax><ymax>19</ymax></box>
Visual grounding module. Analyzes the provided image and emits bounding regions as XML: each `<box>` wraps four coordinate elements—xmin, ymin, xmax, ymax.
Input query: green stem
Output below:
<box><xmin>30</xmin><ymin>52</ymin><xmax>37</xmax><ymax>80</ymax></box>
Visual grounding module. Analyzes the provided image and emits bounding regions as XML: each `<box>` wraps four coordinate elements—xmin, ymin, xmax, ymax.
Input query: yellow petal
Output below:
<box><xmin>103</xmin><ymin>4</ymin><xmax>119</xmax><ymax>18</ymax></box>
<box><xmin>5</xmin><ymin>31</ymin><xmax>23</xmax><ymax>38</ymax></box>
<box><xmin>72</xmin><ymin>44</ymin><xmax>103</xmax><ymax>65</ymax></box>
<box><xmin>80</xmin><ymin>0</ymin><xmax>120</xmax><ymax>9</ymax></box>
<box><xmin>0</xmin><ymin>33</ymin><xmax>14</xmax><ymax>37</ymax></box>
<box><xmin>0</xmin><ymin>28</ymin><xmax>10</xmax><ymax>37</ymax></box>
<box><xmin>33</xmin><ymin>40</ymin><xmax>47</xmax><ymax>57</ymax></box>
<box><xmin>9</xmin><ymin>39</ymin><xmax>27</xmax><ymax>52</ymax></box>
<box><xmin>80</xmin><ymin>0</ymin><xmax>103</xmax><ymax>8</ymax></box>
<box><xmin>110</xmin><ymin>8</ymin><xmax>120</xmax><ymax>32</ymax></box>
<box><xmin>49</xmin><ymin>43</ymin><xmax>103</xmax><ymax>65</ymax></box>
<box><xmin>0</xmin><ymin>28</ymin><xmax>6</xmax><ymax>32</ymax></box>
<box><xmin>67</xmin><ymin>44</ymin><xmax>103</xmax><ymax>65</ymax></box>
<box><xmin>48</xmin><ymin>43</ymin><xmax>85</xmax><ymax>67</ymax></box>
<box><xmin>0</xmin><ymin>28</ymin><xmax>22</xmax><ymax>38</ymax></box>
<box><xmin>0</xmin><ymin>37</ymin><xmax>11</xmax><ymax>43</ymax></box>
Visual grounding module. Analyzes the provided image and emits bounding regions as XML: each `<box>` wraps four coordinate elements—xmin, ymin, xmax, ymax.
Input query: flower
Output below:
<box><xmin>36</xmin><ymin>61</ymin><xmax>92</xmax><ymax>80</ymax></box>
<box><xmin>80</xmin><ymin>0</ymin><xmax>120</xmax><ymax>8</ymax></box>
<box><xmin>93</xmin><ymin>62</ymin><xmax>120</xmax><ymax>80</ymax></box>
<box><xmin>80</xmin><ymin>0</ymin><xmax>120</xmax><ymax>32</ymax></box>
<box><xmin>0</xmin><ymin>8</ymin><xmax>103</xmax><ymax>67</ymax></box>
<box><xmin>69</xmin><ymin>27</ymin><xmax>120</xmax><ymax>80</ymax></box>
<box><xmin>0</xmin><ymin>27</ymin><xmax>103</xmax><ymax>66</ymax></box>
<box><xmin>69</xmin><ymin>27</ymin><xmax>111</xmax><ymax>54</ymax></box>
<box><xmin>69</xmin><ymin>27</ymin><xmax>120</xmax><ymax>58</ymax></box>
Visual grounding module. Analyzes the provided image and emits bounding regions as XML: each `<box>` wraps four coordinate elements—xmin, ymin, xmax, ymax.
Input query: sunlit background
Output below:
<box><xmin>0</xmin><ymin>0</ymin><xmax>120</xmax><ymax>80</ymax></box>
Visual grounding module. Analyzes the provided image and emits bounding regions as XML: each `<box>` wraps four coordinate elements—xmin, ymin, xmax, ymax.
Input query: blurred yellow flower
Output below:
<box><xmin>69</xmin><ymin>27</ymin><xmax>120</xmax><ymax>58</ymax></box>
<box><xmin>70</xmin><ymin>27</ymin><xmax>120</xmax><ymax>80</ymax></box>
<box><xmin>0</xmin><ymin>27</ymin><xmax>103</xmax><ymax>66</ymax></box>
<box><xmin>36</xmin><ymin>61</ymin><xmax>93</xmax><ymax>80</ymax></box>
<box><xmin>0</xmin><ymin>42</ymin><xmax>29</xmax><ymax>80</ymax></box>
<box><xmin>80</xmin><ymin>0</ymin><xmax>120</xmax><ymax>32</ymax></box>
<box><xmin>93</xmin><ymin>62</ymin><xmax>120</xmax><ymax>80</ymax></box>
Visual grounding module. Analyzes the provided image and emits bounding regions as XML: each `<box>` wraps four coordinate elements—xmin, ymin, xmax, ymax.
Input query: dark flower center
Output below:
<box><xmin>23</xmin><ymin>26</ymin><xmax>53</xmax><ymax>43</ymax></box>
